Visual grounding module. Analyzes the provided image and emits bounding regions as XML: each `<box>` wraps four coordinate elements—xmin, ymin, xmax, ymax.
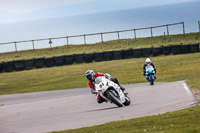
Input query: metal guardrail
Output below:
<box><xmin>0</xmin><ymin>22</ymin><xmax>186</xmax><ymax>52</ymax></box>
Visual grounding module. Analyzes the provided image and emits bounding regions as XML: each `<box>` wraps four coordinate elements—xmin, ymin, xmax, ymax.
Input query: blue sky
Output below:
<box><xmin>0</xmin><ymin>0</ymin><xmax>197</xmax><ymax>24</ymax></box>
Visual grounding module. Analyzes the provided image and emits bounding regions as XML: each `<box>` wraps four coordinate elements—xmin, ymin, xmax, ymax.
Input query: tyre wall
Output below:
<box><xmin>0</xmin><ymin>43</ymin><xmax>199</xmax><ymax>73</ymax></box>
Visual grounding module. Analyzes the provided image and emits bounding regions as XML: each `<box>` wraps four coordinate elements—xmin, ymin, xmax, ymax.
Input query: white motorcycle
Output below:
<box><xmin>95</xmin><ymin>76</ymin><xmax>131</xmax><ymax>107</ymax></box>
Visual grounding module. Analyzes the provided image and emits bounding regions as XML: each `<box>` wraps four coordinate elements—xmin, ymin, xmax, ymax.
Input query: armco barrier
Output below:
<box><xmin>133</xmin><ymin>49</ymin><xmax>143</xmax><ymax>58</ymax></box>
<box><xmin>152</xmin><ymin>47</ymin><xmax>162</xmax><ymax>56</ymax></box>
<box><xmin>162</xmin><ymin>45</ymin><xmax>172</xmax><ymax>55</ymax></box>
<box><xmin>181</xmin><ymin>44</ymin><xmax>191</xmax><ymax>54</ymax></box>
<box><xmin>142</xmin><ymin>48</ymin><xmax>152</xmax><ymax>57</ymax></box>
<box><xmin>104</xmin><ymin>51</ymin><xmax>113</xmax><ymax>61</ymax></box>
<box><xmin>0</xmin><ymin>62</ymin><xmax>4</xmax><ymax>72</ymax></box>
<box><xmin>94</xmin><ymin>52</ymin><xmax>104</xmax><ymax>62</ymax></box>
<box><xmin>123</xmin><ymin>49</ymin><xmax>133</xmax><ymax>59</ymax></box>
<box><xmin>113</xmin><ymin>50</ymin><xmax>123</xmax><ymax>60</ymax></box>
<box><xmin>14</xmin><ymin>60</ymin><xmax>25</xmax><ymax>71</ymax></box>
<box><xmin>84</xmin><ymin>53</ymin><xmax>94</xmax><ymax>63</ymax></box>
<box><xmin>74</xmin><ymin>54</ymin><xmax>85</xmax><ymax>64</ymax></box>
<box><xmin>64</xmin><ymin>55</ymin><xmax>74</xmax><ymax>65</ymax></box>
<box><xmin>172</xmin><ymin>45</ymin><xmax>182</xmax><ymax>55</ymax></box>
<box><xmin>54</xmin><ymin>55</ymin><xmax>65</xmax><ymax>66</ymax></box>
<box><xmin>34</xmin><ymin>58</ymin><xmax>45</xmax><ymax>68</ymax></box>
<box><xmin>4</xmin><ymin>61</ymin><xmax>14</xmax><ymax>72</ymax></box>
<box><xmin>190</xmin><ymin>43</ymin><xmax>199</xmax><ymax>53</ymax></box>
<box><xmin>24</xmin><ymin>59</ymin><xmax>34</xmax><ymax>70</ymax></box>
<box><xmin>44</xmin><ymin>57</ymin><xmax>55</xmax><ymax>67</ymax></box>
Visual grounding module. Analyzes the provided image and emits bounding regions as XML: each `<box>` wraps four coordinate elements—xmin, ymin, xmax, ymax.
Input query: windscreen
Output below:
<box><xmin>95</xmin><ymin>76</ymin><xmax>102</xmax><ymax>84</ymax></box>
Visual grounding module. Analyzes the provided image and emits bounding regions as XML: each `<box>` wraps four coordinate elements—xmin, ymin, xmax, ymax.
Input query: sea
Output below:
<box><xmin>0</xmin><ymin>1</ymin><xmax>200</xmax><ymax>53</ymax></box>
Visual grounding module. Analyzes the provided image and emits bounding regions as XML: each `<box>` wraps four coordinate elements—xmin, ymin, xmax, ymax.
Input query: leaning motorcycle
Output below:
<box><xmin>145</xmin><ymin>65</ymin><xmax>156</xmax><ymax>85</ymax></box>
<box><xmin>95</xmin><ymin>76</ymin><xmax>131</xmax><ymax>107</ymax></box>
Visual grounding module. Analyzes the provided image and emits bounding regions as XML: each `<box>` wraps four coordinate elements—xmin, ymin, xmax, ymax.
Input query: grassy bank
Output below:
<box><xmin>0</xmin><ymin>32</ymin><xmax>200</xmax><ymax>62</ymax></box>
<box><xmin>0</xmin><ymin>52</ymin><xmax>199</xmax><ymax>95</ymax></box>
<box><xmin>51</xmin><ymin>105</ymin><xmax>200</xmax><ymax>133</ymax></box>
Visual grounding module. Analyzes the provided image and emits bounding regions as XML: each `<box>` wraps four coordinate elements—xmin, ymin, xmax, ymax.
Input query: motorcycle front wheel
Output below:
<box><xmin>106</xmin><ymin>90</ymin><xmax>123</xmax><ymax>107</ymax></box>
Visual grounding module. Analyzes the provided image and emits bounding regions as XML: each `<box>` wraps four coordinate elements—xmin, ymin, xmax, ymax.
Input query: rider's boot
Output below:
<box><xmin>120</xmin><ymin>86</ymin><xmax>128</xmax><ymax>95</ymax></box>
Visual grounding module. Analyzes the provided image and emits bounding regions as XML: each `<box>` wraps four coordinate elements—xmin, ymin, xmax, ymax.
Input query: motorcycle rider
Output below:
<box><xmin>85</xmin><ymin>70</ymin><xmax>125</xmax><ymax>104</ymax></box>
<box><xmin>143</xmin><ymin>58</ymin><xmax>156</xmax><ymax>79</ymax></box>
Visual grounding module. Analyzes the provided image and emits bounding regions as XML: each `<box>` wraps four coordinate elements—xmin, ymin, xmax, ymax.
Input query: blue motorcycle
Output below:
<box><xmin>145</xmin><ymin>65</ymin><xmax>156</xmax><ymax>85</ymax></box>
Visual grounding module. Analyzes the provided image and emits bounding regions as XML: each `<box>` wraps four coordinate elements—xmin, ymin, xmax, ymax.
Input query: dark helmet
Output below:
<box><xmin>85</xmin><ymin>70</ymin><xmax>95</xmax><ymax>81</ymax></box>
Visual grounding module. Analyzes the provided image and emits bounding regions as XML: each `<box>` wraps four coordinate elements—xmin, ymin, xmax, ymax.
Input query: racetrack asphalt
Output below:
<box><xmin>0</xmin><ymin>81</ymin><xmax>198</xmax><ymax>133</ymax></box>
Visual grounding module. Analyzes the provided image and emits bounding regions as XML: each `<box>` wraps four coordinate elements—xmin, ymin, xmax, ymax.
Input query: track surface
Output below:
<box><xmin>0</xmin><ymin>81</ymin><xmax>198</xmax><ymax>133</ymax></box>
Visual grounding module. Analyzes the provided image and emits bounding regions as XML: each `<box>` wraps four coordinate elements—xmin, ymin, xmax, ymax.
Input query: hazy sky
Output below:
<box><xmin>0</xmin><ymin>0</ymin><xmax>197</xmax><ymax>23</ymax></box>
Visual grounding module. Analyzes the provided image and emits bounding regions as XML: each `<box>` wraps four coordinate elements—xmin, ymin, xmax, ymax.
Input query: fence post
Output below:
<box><xmin>117</xmin><ymin>31</ymin><xmax>120</xmax><ymax>40</ymax></box>
<box><xmin>166</xmin><ymin>25</ymin><xmax>169</xmax><ymax>36</ymax></box>
<box><xmin>101</xmin><ymin>33</ymin><xmax>104</xmax><ymax>43</ymax></box>
<box><xmin>150</xmin><ymin>27</ymin><xmax>153</xmax><ymax>37</ymax></box>
<box><xmin>182</xmin><ymin>22</ymin><xmax>185</xmax><ymax>36</ymax></box>
<box><xmin>66</xmin><ymin>36</ymin><xmax>69</xmax><ymax>45</ymax></box>
<box><xmin>49</xmin><ymin>38</ymin><xmax>52</xmax><ymax>49</ymax></box>
<box><xmin>198</xmin><ymin>21</ymin><xmax>200</xmax><ymax>33</ymax></box>
<box><xmin>14</xmin><ymin>42</ymin><xmax>17</xmax><ymax>52</ymax></box>
<box><xmin>32</xmin><ymin>40</ymin><xmax>35</xmax><ymax>50</ymax></box>
<box><xmin>84</xmin><ymin>35</ymin><xmax>86</xmax><ymax>45</ymax></box>
<box><xmin>134</xmin><ymin>29</ymin><xmax>137</xmax><ymax>40</ymax></box>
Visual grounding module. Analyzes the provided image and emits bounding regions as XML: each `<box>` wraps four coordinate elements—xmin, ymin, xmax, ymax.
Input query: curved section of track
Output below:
<box><xmin>0</xmin><ymin>81</ymin><xmax>198</xmax><ymax>133</ymax></box>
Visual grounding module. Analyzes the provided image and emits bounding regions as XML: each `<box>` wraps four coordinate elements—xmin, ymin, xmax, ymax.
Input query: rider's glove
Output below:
<box><xmin>91</xmin><ymin>89</ymin><xmax>97</xmax><ymax>94</ymax></box>
<box><xmin>104</xmin><ymin>73</ymin><xmax>111</xmax><ymax>79</ymax></box>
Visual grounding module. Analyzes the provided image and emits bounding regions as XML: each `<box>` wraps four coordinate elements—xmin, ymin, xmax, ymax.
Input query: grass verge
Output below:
<box><xmin>0</xmin><ymin>52</ymin><xmax>199</xmax><ymax>95</ymax></box>
<box><xmin>0</xmin><ymin>32</ymin><xmax>200</xmax><ymax>62</ymax></box>
<box><xmin>51</xmin><ymin>105</ymin><xmax>200</xmax><ymax>133</ymax></box>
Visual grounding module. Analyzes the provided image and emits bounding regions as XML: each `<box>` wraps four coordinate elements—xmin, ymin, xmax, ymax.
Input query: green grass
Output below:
<box><xmin>51</xmin><ymin>105</ymin><xmax>200</xmax><ymax>133</ymax></box>
<box><xmin>0</xmin><ymin>32</ymin><xmax>200</xmax><ymax>62</ymax></box>
<box><xmin>0</xmin><ymin>52</ymin><xmax>199</xmax><ymax>95</ymax></box>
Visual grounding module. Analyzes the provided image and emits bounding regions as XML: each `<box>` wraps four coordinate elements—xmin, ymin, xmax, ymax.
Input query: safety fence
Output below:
<box><xmin>0</xmin><ymin>22</ymin><xmax>186</xmax><ymax>52</ymax></box>
<box><xmin>0</xmin><ymin>43</ymin><xmax>199</xmax><ymax>73</ymax></box>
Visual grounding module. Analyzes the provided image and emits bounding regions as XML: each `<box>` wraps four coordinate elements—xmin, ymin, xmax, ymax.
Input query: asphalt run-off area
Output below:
<box><xmin>0</xmin><ymin>81</ymin><xmax>198</xmax><ymax>133</ymax></box>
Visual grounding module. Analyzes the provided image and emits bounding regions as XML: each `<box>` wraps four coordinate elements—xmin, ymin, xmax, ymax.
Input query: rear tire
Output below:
<box><xmin>106</xmin><ymin>90</ymin><xmax>123</xmax><ymax>107</ymax></box>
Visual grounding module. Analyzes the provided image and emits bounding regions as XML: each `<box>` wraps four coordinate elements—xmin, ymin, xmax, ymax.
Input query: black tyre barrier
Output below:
<box><xmin>122</xmin><ymin>49</ymin><xmax>133</xmax><ymax>59</ymax></box>
<box><xmin>133</xmin><ymin>49</ymin><xmax>143</xmax><ymax>58</ymax></box>
<box><xmin>94</xmin><ymin>52</ymin><xmax>105</xmax><ymax>62</ymax></box>
<box><xmin>54</xmin><ymin>55</ymin><xmax>65</xmax><ymax>66</ymax></box>
<box><xmin>0</xmin><ymin>62</ymin><xmax>4</xmax><ymax>73</ymax></box>
<box><xmin>172</xmin><ymin>45</ymin><xmax>181</xmax><ymax>55</ymax></box>
<box><xmin>190</xmin><ymin>43</ymin><xmax>200</xmax><ymax>53</ymax></box>
<box><xmin>64</xmin><ymin>55</ymin><xmax>75</xmax><ymax>65</ymax></box>
<box><xmin>74</xmin><ymin>54</ymin><xmax>85</xmax><ymax>64</ymax></box>
<box><xmin>24</xmin><ymin>59</ymin><xmax>34</xmax><ymax>70</ymax></box>
<box><xmin>152</xmin><ymin>47</ymin><xmax>163</xmax><ymax>56</ymax></box>
<box><xmin>104</xmin><ymin>51</ymin><xmax>113</xmax><ymax>61</ymax></box>
<box><xmin>84</xmin><ymin>53</ymin><xmax>94</xmax><ymax>63</ymax></box>
<box><xmin>4</xmin><ymin>61</ymin><xmax>14</xmax><ymax>72</ymax></box>
<box><xmin>113</xmin><ymin>50</ymin><xmax>123</xmax><ymax>60</ymax></box>
<box><xmin>162</xmin><ymin>45</ymin><xmax>172</xmax><ymax>55</ymax></box>
<box><xmin>14</xmin><ymin>60</ymin><xmax>25</xmax><ymax>71</ymax></box>
<box><xmin>44</xmin><ymin>57</ymin><xmax>55</xmax><ymax>67</ymax></box>
<box><xmin>34</xmin><ymin>58</ymin><xmax>45</xmax><ymax>68</ymax></box>
<box><xmin>181</xmin><ymin>44</ymin><xmax>191</xmax><ymax>54</ymax></box>
<box><xmin>142</xmin><ymin>48</ymin><xmax>152</xmax><ymax>57</ymax></box>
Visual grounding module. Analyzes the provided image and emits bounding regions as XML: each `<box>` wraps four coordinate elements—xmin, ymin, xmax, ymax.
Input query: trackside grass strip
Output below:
<box><xmin>51</xmin><ymin>106</ymin><xmax>200</xmax><ymax>133</ymax></box>
<box><xmin>0</xmin><ymin>52</ymin><xmax>199</xmax><ymax>95</ymax></box>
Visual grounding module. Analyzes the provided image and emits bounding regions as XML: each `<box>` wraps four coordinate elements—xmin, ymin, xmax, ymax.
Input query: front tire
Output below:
<box><xmin>106</xmin><ymin>90</ymin><xmax>123</xmax><ymax>107</ymax></box>
<box><xmin>150</xmin><ymin>75</ymin><xmax>154</xmax><ymax>85</ymax></box>
<box><xmin>123</xmin><ymin>95</ymin><xmax>131</xmax><ymax>106</ymax></box>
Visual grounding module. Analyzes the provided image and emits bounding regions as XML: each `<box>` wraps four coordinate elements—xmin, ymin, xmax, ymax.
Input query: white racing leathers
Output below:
<box><xmin>95</xmin><ymin>76</ymin><xmax>131</xmax><ymax>107</ymax></box>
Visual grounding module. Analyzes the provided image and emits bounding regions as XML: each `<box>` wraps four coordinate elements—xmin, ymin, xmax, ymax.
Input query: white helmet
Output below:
<box><xmin>145</xmin><ymin>58</ymin><xmax>151</xmax><ymax>64</ymax></box>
